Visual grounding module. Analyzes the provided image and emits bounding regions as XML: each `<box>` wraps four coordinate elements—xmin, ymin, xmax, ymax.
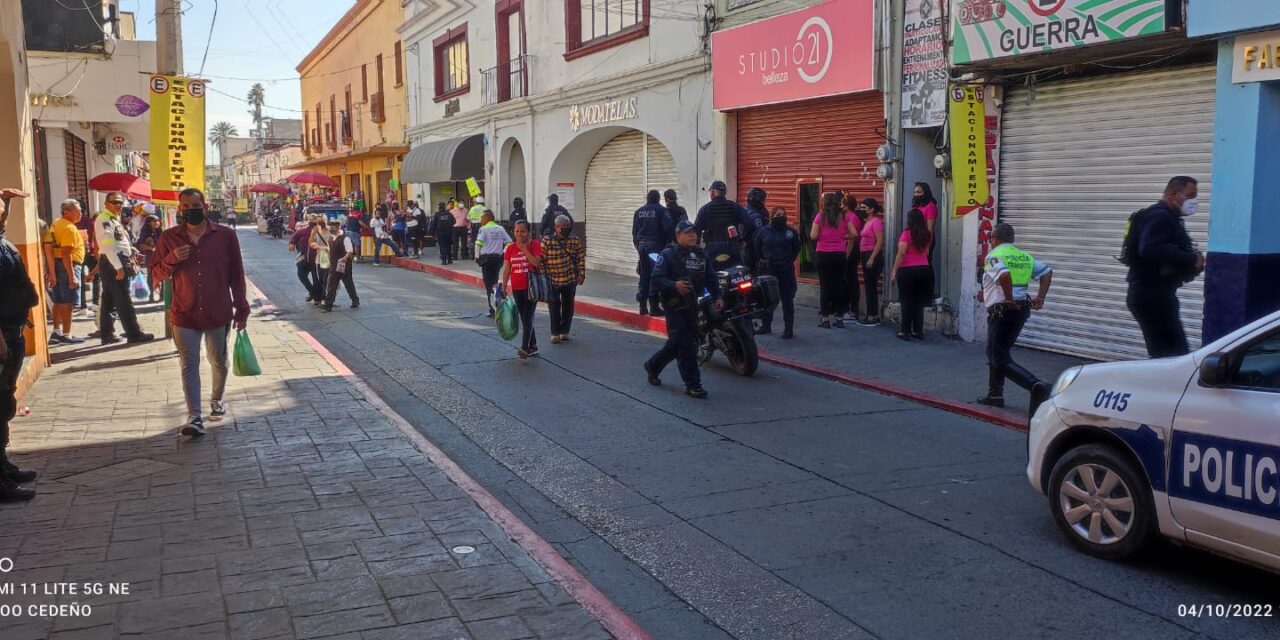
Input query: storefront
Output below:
<box><xmin>712</xmin><ymin>0</ymin><xmax>879</xmax><ymax>279</ymax></box>
<box><xmin>951</xmin><ymin>0</ymin><xmax>1216</xmax><ymax>360</ymax></box>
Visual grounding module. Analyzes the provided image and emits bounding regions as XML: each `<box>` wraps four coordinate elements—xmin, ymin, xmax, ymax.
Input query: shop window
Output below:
<box><xmin>433</xmin><ymin>24</ymin><xmax>470</xmax><ymax>101</ymax></box>
<box><xmin>564</xmin><ymin>0</ymin><xmax>648</xmax><ymax>61</ymax></box>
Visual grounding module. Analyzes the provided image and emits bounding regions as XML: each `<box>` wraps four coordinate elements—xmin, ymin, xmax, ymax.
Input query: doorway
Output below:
<box><xmin>796</xmin><ymin>181</ymin><xmax>821</xmax><ymax>280</ymax></box>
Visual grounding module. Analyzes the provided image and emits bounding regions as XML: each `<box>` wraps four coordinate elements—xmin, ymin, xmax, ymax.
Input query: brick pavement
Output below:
<box><xmin>0</xmin><ymin>300</ymin><xmax>614</xmax><ymax>640</ymax></box>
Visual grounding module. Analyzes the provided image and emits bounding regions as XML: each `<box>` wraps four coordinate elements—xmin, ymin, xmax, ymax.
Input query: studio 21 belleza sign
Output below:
<box><xmin>711</xmin><ymin>0</ymin><xmax>875</xmax><ymax>111</ymax></box>
<box><xmin>951</xmin><ymin>0</ymin><xmax>1169</xmax><ymax>64</ymax></box>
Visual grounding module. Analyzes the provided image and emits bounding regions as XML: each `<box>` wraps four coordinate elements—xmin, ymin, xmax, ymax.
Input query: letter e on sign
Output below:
<box><xmin>187</xmin><ymin>82</ymin><xmax>206</xmax><ymax>99</ymax></box>
<box><xmin>150</xmin><ymin>75</ymin><xmax>170</xmax><ymax>94</ymax></box>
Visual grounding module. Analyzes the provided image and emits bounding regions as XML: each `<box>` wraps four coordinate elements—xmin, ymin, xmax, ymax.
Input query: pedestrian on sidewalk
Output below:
<box><xmin>841</xmin><ymin>194</ymin><xmax>866</xmax><ymax>322</ymax></box>
<box><xmin>502</xmin><ymin>220</ymin><xmax>543</xmax><ymax>358</ymax></box>
<box><xmin>0</xmin><ymin>188</ymin><xmax>40</xmax><ymax>500</ymax></box>
<box><xmin>742</xmin><ymin>188</ymin><xmax>770</xmax><ymax>276</ymax></box>
<box><xmin>390</xmin><ymin>203</ymin><xmax>409</xmax><ymax>257</ymax></box>
<box><xmin>645</xmin><ymin>220</ymin><xmax>723</xmax><ymax>399</ymax></box>
<box><xmin>288</xmin><ymin>215</ymin><xmax>321</xmax><ymax>302</ymax></box>
<box><xmin>468</xmin><ymin>197</ymin><xmax>487</xmax><ymax>252</ymax></box>
<box><xmin>49</xmin><ymin>199</ymin><xmax>87</xmax><ymax>344</ymax></box>
<box><xmin>371</xmin><ymin>209</ymin><xmax>403</xmax><ymax>265</ymax></box>
<box><xmin>809</xmin><ymin>192</ymin><xmax>849</xmax><ymax>329</ymax></box>
<box><xmin>977</xmin><ymin>223</ymin><xmax>1054</xmax><ymax>408</ymax></box>
<box><xmin>429</xmin><ymin>202</ymin><xmax>455</xmax><ymax>265</ymax></box>
<box><xmin>754</xmin><ymin>206</ymin><xmax>801</xmax><ymax>338</ymax></box>
<box><xmin>475</xmin><ymin>211</ymin><xmax>512</xmax><ymax>316</ymax></box>
<box><xmin>94</xmin><ymin>191</ymin><xmax>154</xmax><ymax>345</ymax></box>
<box><xmin>857</xmin><ymin>198</ymin><xmax>886</xmax><ymax>326</ymax></box>
<box><xmin>149</xmin><ymin>188</ymin><xmax>250</xmax><ymax>438</ymax></box>
<box><xmin>77</xmin><ymin>206</ymin><xmax>99</xmax><ymax>313</ymax></box>
<box><xmin>890</xmin><ymin>208</ymin><xmax>934</xmax><ymax>341</ymax></box>
<box><xmin>695</xmin><ymin>180</ymin><xmax>755</xmax><ymax>268</ymax></box>
<box><xmin>544</xmin><ymin>215</ymin><xmax>586</xmax><ymax>343</ymax></box>
<box><xmin>310</xmin><ymin>217</ymin><xmax>336</xmax><ymax>306</ymax></box>
<box><xmin>510</xmin><ymin>197</ymin><xmax>528</xmax><ymax>226</ymax></box>
<box><xmin>633</xmin><ymin>189</ymin><xmax>674</xmax><ymax>316</ymax></box>
<box><xmin>540</xmin><ymin>193</ymin><xmax>571</xmax><ymax>238</ymax></box>
<box><xmin>1125</xmin><ymin>176</ymin><xmax>1204</xmax><ymax>358</ymax></box>
<box><xmin>137</xmin><ymin>214</ymin><xmax>163</xmax><ymax>303</ymax></box>
<box><xmin>343</xmin><ymin>206</ymin><xmax>368</xmax><ymax>263</ymax></box>
<box><xmin>663</xmin><ymin>189</ymin><xmax>687</xmax><ymax>240</ymax></box>
<box><xmin>450</xmin><ymin>198</ymin><xmax>470</xmax><ymax>259</ymax></box>
<box><xmin>913</xmin><ymin>182</ymin><xmax>940</xmax><ymax>265</ymax></box>
<box><xmin>410</xmin><ymin>201</ymin><xmax>429</xmax><ymax>258</ymax></box>
<box><xmin>322</xmin><ymin>219</ymin><xmax>360</xmax><ymax>311</ymax></box>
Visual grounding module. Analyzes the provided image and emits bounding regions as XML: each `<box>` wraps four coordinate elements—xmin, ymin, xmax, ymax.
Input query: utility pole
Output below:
<box><xmin>155</xmin><ymin>0</ymin><xmax>183</xmax><ymax>75</ymax></box>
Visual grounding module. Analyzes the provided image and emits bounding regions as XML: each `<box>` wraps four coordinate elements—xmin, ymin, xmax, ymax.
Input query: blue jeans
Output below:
<box><xmin>373</xmin><ymin>237</ymin><xmax>401</xmax><ymax>263</ymax></box>
<box><xmin>344</xmin><ymin>230</ymin><xmax>362</xmax><ymax>260</ymax></box>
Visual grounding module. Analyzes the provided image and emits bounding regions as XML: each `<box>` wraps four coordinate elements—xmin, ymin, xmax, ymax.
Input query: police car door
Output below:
<box><xmin>1169</xmin><ymin>326</ymin><xmax>1280</xmax><ymax>562</ymax></box>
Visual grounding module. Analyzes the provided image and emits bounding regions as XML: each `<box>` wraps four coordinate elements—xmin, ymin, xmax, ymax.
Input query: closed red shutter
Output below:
<box><xmin>735</xmin><ymin>92</ymin><xmax>884</xmax><ymax>221</ymax></box>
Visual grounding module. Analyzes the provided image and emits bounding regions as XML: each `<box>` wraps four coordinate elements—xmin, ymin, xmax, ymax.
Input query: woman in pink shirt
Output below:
<box><xmin>913</xmin><ymin>182</ymin><xmax>939</xmax><ymax>272</ymax></box>
<box><xmin>840</xmin><ymin>193</ymin><xmax>865</xmax><ymax>322</ymax></box>
<box><xmin>856</xmin><ymin>198</ymin><xmax>885</xmax><ymax>326</ymax></box>
<box><xmin>890</xmin><ymin>208</ymin><xmax>933</xmax><ymax>340</ymax></box>
<box><xmin>808</xmin><ymin>192</ymin><xmax>849</xmax><ymax>328</ymax></box>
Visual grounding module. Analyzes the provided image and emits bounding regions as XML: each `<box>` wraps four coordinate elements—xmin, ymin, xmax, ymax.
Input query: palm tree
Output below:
<box><xmin>209</xmin><ymin>121</ymin><xmax>238</xmax><ymax>162</ymax></box>
<box><xmin>247</xmin><ymin>83</ymin><xmax>265</xmax><ymax>131</ymax></box>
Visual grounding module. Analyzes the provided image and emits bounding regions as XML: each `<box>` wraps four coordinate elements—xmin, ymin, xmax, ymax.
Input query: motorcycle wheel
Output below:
<box><xmin>721</xmin><ymin>320</ymin><xmax>759</xmax><ymax>377</ymax></box>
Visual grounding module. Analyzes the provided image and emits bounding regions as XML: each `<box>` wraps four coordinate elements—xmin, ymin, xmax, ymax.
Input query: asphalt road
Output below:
<box><xmin>240</xmin><ymin>229</ymin><xmax>1278</xmax><ymax>640</ymax></box>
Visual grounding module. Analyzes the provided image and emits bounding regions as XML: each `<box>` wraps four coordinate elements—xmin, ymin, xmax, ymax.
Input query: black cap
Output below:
<box><xmin>675</xmin><ymin>220</ymin><xmax>696</xmax><ymax>234</ymax></box>
<box><xmin>746</xmin><ymin>187</ymin><xmax>766</xmax><ymax>202</ymax></box>
<box><xmin>709</xmin><ymin>180</ymin><xmax>727</xmax><ymax>192</ymax></box>
<box><xmin>663</xmin><ymin>189</ymin><xmax>678</xmax><ymax>201</ymax></box>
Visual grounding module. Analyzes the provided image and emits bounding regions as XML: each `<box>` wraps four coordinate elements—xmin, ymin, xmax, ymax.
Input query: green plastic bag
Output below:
<box><xmin>496</xmin><ymin>296</ymin><xmax>518</xmax><ymax>342</ymax></box>
<box><xmin>233</xmin><ymin>330</ymin><xmax>262</xmax><ymax>376</ymax></box>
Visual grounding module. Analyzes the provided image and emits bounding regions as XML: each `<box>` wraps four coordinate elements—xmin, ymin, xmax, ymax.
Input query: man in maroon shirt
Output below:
<box><xmin>150</xmin><ymin>188</ymin><xmax>250</xmax><ymax>437</ymax></box>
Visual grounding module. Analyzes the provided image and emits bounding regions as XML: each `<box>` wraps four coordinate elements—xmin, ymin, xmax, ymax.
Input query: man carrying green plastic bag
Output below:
<box><xmin>495</xmin><ymin>283</ymin><xmax>518</xmax><ymax>341</ymax></box>
<box><xmin>149</xmin><ymin>188</ymin><xmax>251</xmax><ymax>438</ymax></box>
<box><xmin>233</xmin><ymin>330</ymin><xmax>262</xmax><ymax>376</ymax></box>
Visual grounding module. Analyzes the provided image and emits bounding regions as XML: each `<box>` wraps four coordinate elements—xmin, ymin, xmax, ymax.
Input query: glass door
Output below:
<box><xmin>797</xmin><ymin>181</ymin><xmax>821</xmax><ymax>280</ymax></box>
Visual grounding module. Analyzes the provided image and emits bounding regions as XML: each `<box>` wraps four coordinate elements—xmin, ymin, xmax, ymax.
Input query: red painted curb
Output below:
<box><xmin>295</xmin><ymin>334</ymin><xmax>652</xmax><ymax>640</ymax></box>
<box><xmin>387</xmin><ymin>257</ymin><xmax>1027</xmax><ymax>432</ymax></box>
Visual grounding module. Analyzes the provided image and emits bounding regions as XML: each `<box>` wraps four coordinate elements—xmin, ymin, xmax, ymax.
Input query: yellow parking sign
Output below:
<box><xmin>466</xmin><ymin>178</ymin><xmax>481</xmax><ymax>198</ymax></box>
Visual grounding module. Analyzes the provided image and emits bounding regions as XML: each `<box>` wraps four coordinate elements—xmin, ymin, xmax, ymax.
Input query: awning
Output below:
<box><xmin>400</xmin><ymin>134</ymin><xmax>484</xmax><ymax>183</ymax></box>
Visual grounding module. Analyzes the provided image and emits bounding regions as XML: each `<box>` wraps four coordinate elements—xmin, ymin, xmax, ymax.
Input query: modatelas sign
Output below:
<box><xmin>951</xmin><ymin>0</ymin><xmax>1168</xmax><ymax>64</ymax></box>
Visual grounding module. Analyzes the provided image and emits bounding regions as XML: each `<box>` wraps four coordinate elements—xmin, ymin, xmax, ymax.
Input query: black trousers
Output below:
<box><xmin>436</xmin><ymin>229</ymin><xmax>453</xmax><ymax>262</ymax></box>
<box><xmin>296</xmin><ymin>260</ymin><xmax>319</xmax><ymax>299</ymax></box>
<box><xmin>324</xmin><ymin>262</ymin><xmax>359</xmax><ymax>306</ymax></box>
<box><xmin>0</xmin><ymin>329</ymin><xmax>23</xmax><ymax>458</ymax></box>
<box><xmin>861</xmin><ymin>250</ymin><xmax>884</xmax><ymax>319</ymax></box>
<box><xmin>815</xmin><ymin>251</ymin><xmax>846</xmax><ymax>316</ymax></box>
<box><xmin>454</xmin><ymin>229</ymin><xmax>470</xmax><ymax>259</ymax></box>
<box><xmin>1127</xmin><ymin>284</ymin><xmax>1189</xmax><ymax>358</ymax></box>
<box><xmin>986</xmin><ymin>303</ymin><xmax>1040</xmax><ymax>397</ymax></box>
<box><xmin>844</xmin><ymin>251</ymin><xmax>860</xmax><ymax>316</ymax></box>
<box><xmin>636</xmin><ymin>244</ymin><xmax>663</xmax><ymax>304</ymax></box>
<box><xmin>647</xmin><ymin>308</ymin><xmax>700</xmax><ymax>387</ymax></box>
<box><xmin>513</xmin><ymin>289</ymin><xmax>537</xmax><ymax>350</ymax></box>
<box><xmin>761</xmin><ymin>264</ymin><xmax>796</xmax><ymax>332</ymax></box>
<box><xmin>314</xmin><ymin>266</ymin><xmax>329</xmax><ymax>299</ymax></box>
<box><xmin>480</xmin><ymin>256</ymin><xmax>503</xmax><ymax>312</ymax></box>
<box><xmin>99</xmin><ymin>261</ymin><xmax>144</xmax><ymax>339</ymax></box>
<box><xmin>549</xmin><ymin>284</ymin><xmax>577</xmax><ymax>335</ymax></box>
<box><xmin>897</xmin><ymin>265</ymin><xmax>933</xmax><ymax>336</ymax></box>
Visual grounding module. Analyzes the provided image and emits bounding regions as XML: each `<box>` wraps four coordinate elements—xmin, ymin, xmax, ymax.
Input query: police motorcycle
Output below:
<box><xmin>266</xmin><ymin>206</ymin><xmax>285</xmax><ymax>239</ymax></box>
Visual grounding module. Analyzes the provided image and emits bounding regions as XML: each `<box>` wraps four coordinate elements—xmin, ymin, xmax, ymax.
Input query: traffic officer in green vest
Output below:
<box><xmin>976</xmin><ymin>223</ymin><xmax>1054</xmax><ymax>410</ymax></box>
<box><xmin>467</xmin><ymin>196</ymin><xmax>487</xmax><ymax>252</ymax></box>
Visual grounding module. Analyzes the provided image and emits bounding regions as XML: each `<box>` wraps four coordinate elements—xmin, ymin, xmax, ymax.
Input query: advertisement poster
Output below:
<box><xmin>951</xmin><ymin>0</ymin><xmax>1168</xmax><ymax>64</ymax></box>
<box><xmin>148</xmin><ymin>75</ymin><xmax>206</xmax><ymax>204</ymax></box>
<box><xmin>948</xmin><ymin>85</ymin><xmax>989</xmax><ymax>217</ymax></box>
<box><xmin>555</xmin><ymin>182</ymin><xmax>576</xmax><ymax>213</ymax></box>
<box><xmin>901</xmin><ymin>0</ymin><xmax>947</xmax><ymax>128</ymax></box>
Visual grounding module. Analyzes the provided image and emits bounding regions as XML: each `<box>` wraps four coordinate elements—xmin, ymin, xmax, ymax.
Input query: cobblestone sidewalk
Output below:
<box><xmin>0</xmin><ymin>301</ymin><xmax>613</xmax><ymax>640</ymax></box>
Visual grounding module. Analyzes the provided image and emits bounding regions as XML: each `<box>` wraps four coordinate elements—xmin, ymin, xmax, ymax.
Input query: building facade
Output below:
<box><xmin>399</xmin><ymin>0</ymin><xmax>715</xmax><ymax>274</ymax></box>
<box><xmin>295</xmin><ymin>0</ymin><xmax>409</xmax><ymax>208</ymax></box>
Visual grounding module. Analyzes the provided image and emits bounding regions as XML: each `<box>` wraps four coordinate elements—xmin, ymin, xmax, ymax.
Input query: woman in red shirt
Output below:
<box><xmin>501</xmin><ymin>220</ymin><xmax>543</xmax><ymax>358</ymax></box>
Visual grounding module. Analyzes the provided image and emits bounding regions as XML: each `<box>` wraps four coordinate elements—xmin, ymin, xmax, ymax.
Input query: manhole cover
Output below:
<box><xmin>450</xmin><ymin>545</ymin><xmax>475</xmax><ymax>555</ymax></box>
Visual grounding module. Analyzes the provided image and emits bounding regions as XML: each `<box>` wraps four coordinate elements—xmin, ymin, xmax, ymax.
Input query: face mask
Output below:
<box><xmin>1181</xmin><ymin>197</ymin><xmax>1200</xmax><ymax>216</ymax></box>
<box><xmin>558</xmin><ymin>227</ymin><xmax>570</xmax><ymax>237</ymax></box>
<box><xmin>183</xmin><ymin>208</ymin><xmax>205</xmax><ymax>225</ymax></box>
<box><xmin>912</xmin><ymin>195</ymin><xmax>924</xmax><ymax>206</ymax></box>
<box><xmin>771</xmin><ymin>217</ymin><xmax>787</xmax><ymax>229</ymax></box>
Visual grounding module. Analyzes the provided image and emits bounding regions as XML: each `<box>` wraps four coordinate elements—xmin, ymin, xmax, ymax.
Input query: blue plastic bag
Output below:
<box><xmin>130</xmin><ymin>273</ymin><xmax>150</xmax><ymax>300</ymax></box>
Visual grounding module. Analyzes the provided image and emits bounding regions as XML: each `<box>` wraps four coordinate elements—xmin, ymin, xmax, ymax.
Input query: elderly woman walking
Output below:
<box><xmin>541</xmin><ymin>215</ymin><xmax>586</xmax><ymax>343</ymax></box>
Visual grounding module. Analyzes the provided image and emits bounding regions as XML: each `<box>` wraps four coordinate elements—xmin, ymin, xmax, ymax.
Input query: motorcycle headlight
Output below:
<box><xmin>1051</xmin><ymin>366</ymin><xmax>1083</xmax><ymax>397</ymax></box>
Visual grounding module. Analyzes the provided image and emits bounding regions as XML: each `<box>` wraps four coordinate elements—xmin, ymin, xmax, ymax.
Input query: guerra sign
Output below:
<box><xmin>711</xmin><ymin>0</ymin><xmax>874</xmax><ymax>111</ymax></box>
<box><xmin>951</xmin><ymin>0</ymin><xmax>1169</xmax><ymax>64</ymax></box>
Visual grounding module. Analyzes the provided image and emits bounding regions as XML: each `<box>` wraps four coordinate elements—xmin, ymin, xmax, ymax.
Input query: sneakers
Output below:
<box><xmin>550</xmin><ymin>335</ymin><xmax>562</xmax><ymax>344</ymax></box>
<box><xmin>857</xmin><ymin>318</ymin><xmax>879</xmax><ymax>327</ymax></box>
<box><xmin>559</xmin><ymin>333</ymin><xmax>570</xmax><ymax>342</ymax></box>
<box><xmin>685</xmin><ymin>386</ymin><xmax>708</xmax><ymax>399</ymax></box>
<box><xmin>180</xmin><ymin>416</ymin><xmax>206</xmax><ymax>437</ymax></box>
<box><xmin>48</xmin><ymin>333</ymin><xmax>66</xmax><ymax>345</ymax></box>
<box><xmin>526</xmin><ymin>346</ymin><xmax>539</xmax><ymax>357</ymax></box>
<box><xmin>126</xmin><ymin>332</ymin><xmax>155</xmax><ymax>344</ymax></box>
<box><xmin>644</xmin><ymin>362</ymin><xmax>661</xmax><ymax>386</ymax></box>
<box><xmin>63</xmin><ymin>334</ymin><xmax>86</xmax><ymax>344</ymax></box>
<box><xmin>975</xmin><ymin>395</ymin><xmax>1006</xmax><ymax>408</ymax></box>
<box><xmin>210</xmin><ymin>400</ymin><xmax>227</xmax><ymax>420</ymax></box>
<box><xmin>2</xmin><ymin>459</ymin><xmax>37</xmax><ymax>483</ymax></box>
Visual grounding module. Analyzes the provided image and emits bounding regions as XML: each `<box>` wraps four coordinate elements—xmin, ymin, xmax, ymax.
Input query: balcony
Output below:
<box><xmin>481</xmin><ymin>55</ymin><xmax>530</xmax><ymax>107</ymax></box>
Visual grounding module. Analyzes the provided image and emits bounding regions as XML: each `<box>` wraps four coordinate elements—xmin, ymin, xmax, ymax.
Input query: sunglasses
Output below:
<box><xmin>108</xmin><ymin>200</ymin><xmax>125</xmax><ymax>205</ymax></box>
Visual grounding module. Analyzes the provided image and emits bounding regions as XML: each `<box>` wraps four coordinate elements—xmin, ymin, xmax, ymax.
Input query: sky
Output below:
<box><xmin>128</xmin><ymin>0</ymin><xmax>351</xmax><ymax>163</ymax></box>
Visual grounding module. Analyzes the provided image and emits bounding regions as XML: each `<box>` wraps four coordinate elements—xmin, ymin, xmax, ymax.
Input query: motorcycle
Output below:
<box><xmin>681</xmin><ymin>264</ymin><xmax>774</xmax><ymax>377</ymax></box>
<box><xmin>266</xmin><ymin>211</ymin><xmax>285</xmax><ymax>239</ymax></box>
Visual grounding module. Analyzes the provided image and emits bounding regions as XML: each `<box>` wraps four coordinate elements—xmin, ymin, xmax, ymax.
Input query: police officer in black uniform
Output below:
<box><xmin>694</xmin><ymin>180</ymin><xmax>756</xmax><ymax>269</ymax></box>
<box><xmin>633</xmin><ymin>190</ymin><xmax>673</xmax><ymax>316</ymax></box>
<box><xmin>644</xmin><ymin>221</ymin><xmax>723</xmax><ymax>399</ymax></box>
<box><xmin>540</xmin><ymin>193</ymin><xmax>571</xmax><ymax>237</ymax></box>
<box><xmin>1126</xmin><ymin>175</ymin><xmax>1205</xmax><ymax>358</ymax></box>
<box><xmin>428</xmin><ymin>202</ymin><xmax>456</xmax><ymax>264</ymax></box>
<box><xmin>742</xmin><ymin>188</ymin><xmax>769</xmax><ymax>275</ymax></box>
<box><xmin>0</xmin><ymin>188</ymin><xmax>39</xmax><ymax>501</ymax></box>
<box><xmin>509</xmin><ymin>197</ymin><xmax>528</xmax><ymax>226</ymax></box>
<box><xmin>663</xmin><ymin>189</ymin><xmax>688</xmax><ymax>239</ymax></box>
<box><xmin>754</xmin><ymin>206</ymin><xmax>801</xmax><ymax>338</ymax></box>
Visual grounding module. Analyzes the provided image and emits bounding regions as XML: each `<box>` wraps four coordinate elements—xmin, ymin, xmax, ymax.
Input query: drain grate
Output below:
<box><xmin>55</xmin><ymin>459</ymin><xmax>179</xmax><ymax>486</ymax></box>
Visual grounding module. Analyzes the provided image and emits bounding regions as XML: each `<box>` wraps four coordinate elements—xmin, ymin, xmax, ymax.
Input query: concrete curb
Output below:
<box><xmin>389</xmin><ymin>256</ymin><xmax>1027</xmax><ymax>432</ymax></box>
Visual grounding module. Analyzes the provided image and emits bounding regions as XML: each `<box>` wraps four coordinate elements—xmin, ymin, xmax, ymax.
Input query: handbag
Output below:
<box><xmin>526</xmin><ymin>269</ymin><xmax>552</xmax><ymax>303</ymax></box>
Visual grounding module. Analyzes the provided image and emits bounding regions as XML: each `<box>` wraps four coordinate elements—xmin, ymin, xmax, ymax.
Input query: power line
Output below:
<box><xmin>198</xmin><ymin>0</ymin><xmax>218</xmax><ymax>76</ymax></box>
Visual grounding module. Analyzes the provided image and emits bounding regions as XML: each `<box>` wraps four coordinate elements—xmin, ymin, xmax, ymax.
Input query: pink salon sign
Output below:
<box><xmin>712</xmin><ymin>0</ymin><xmax>875</xmax><ymax>111</ymax></box>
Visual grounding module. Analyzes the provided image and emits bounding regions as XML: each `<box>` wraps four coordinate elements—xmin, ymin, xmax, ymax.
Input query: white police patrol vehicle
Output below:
<box><xmin>1028</xmin><ymin>309</ymin><xmax>1280</xmax><ymax>571</ymax></box>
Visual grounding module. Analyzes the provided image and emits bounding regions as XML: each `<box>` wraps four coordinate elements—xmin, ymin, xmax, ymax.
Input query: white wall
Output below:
<box><xmin>28</xmin><ymin>40</ymin><xmax>157</xmax><ymax>126</ymax></box>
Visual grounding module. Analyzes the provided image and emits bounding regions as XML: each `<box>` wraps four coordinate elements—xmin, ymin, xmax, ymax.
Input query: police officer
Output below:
<box><xmin>663</xmin><ymin>189</ymin><xmax>688</xmax><ymax>239</ymax></box>
<box><xmin>742</xmin><ymin>188</ymin><xmax>769</xmax><ymax>275</ymax></box>
<box><xmin>633</xmin><ymin>190</ymin><xmax>673</xmax><ymax>316</ymax></box>
<box><xmin>0</xmin><ymin>187</ymin><xmax>39</xmax><ymax>501</ymax></box>
<box><xmin>1126</xmin><ymin>176</ymin><xmax>1205</xmax><ymax>358</ymax></box>
<box><xmin>694</xmin><ymin>180</ymin><xmax>756</xmax><ymax>268</ymax></box>
<box><xmin>509</xmin><ymin>197</ymin><xmax>528</xmax><ymax>226</ymax></box>
<box><xmin>540</xmin><ymin>193</ymin><xmax>571</xmax><ymax>237</ymax></box>
<box><xmin>977</xmin><ymin>223</ymin><xmax>1053</xmax><ymax>409</ymax></box>
<box><xmin>428</xmin><ymin>202</ymin><xmax>456</xmax><ymax>265</ymax></box>
<box><xmin>644</xmin><ymin>221</ymin><xmax>723</xmax><ymax>399</ymax></box>
<box><xmin>754</xmin><ymin>206</ymin><xmax>801</xmax><ymax>338</ymax></box>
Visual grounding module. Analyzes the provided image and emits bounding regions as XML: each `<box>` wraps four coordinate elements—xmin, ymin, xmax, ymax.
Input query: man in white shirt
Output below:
<box><xmin>94</xmin><ymin>192</ymin><xmax>153</xmax><ymax>345</ymax></box>
<box><xmin>321</xmin><ymin>219</ymin><xmax>360</xmax><ymax>311</ymax></box>
<box><xmin>977</xmin><ymin>223</ymin><xmax>1052</xmax><ymax>409</ymax></box>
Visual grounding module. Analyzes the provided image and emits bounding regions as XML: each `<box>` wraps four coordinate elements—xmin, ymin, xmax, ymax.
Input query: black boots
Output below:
<box><xmin>648</xmin><ymin>298</ymin><xmax>663</xmax><ymax>317</ymax></box>
<box><xmin>0</xmin><ymin>458</ymin><xmax>36</xmax><ymax>502</ymax></box>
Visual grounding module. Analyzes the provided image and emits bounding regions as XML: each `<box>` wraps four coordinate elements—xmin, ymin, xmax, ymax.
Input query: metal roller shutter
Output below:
<box><xmin>584</xmin><ymin>131</ymin><xmax>676</xmax><ymax>275</ymax></box>
<box><xmin>1001</xmin><ymin>65</ymin><xmax>1214</xmax><ymax>361</ymax></box>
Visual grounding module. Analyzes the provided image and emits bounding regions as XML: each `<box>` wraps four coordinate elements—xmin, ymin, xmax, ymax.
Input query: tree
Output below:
<box><xmin>208</xmin><ymin>121</ymin><xmax>238</xmax><ymax>161</ymax></box>
<box><xmin>247</xmin><ymin>83</ymin><xmax>265</xmax><ymax>131</ymax></box>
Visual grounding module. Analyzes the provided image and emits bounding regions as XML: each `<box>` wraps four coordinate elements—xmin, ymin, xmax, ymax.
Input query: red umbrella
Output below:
<box><xmin>248</xmin><ymin>182</ymin><xmax>289</xmax><ymax>195</ymax></box>
<box><xmin>89</xmin><ymin>172</ymin><xmax>151</xmax><ymax>200</ymax></box>
<box><xmin>284</xmin><ymin>171</ymin><xmax>338</xmax><ymax>187</ymax></box>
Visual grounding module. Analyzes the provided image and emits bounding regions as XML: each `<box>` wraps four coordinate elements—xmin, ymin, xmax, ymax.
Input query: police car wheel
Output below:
<box><xmin>1047</xmin><ymin>444</ymin><xmax>1156</xmax><ymax>561</ymax></box>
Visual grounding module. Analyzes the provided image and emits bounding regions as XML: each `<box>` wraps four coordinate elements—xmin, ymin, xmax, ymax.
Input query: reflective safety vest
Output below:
<box><xmin>988</xmin><ymin>243</ymin><xmax>1034</xmax><ymax>286</ymax></box>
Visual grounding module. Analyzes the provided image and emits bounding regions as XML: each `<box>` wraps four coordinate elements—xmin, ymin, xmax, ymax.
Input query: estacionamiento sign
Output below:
<box><xmin>951</xmin><ymin>0</ymin><xmax>1168</xmax><ymax>64</ymax></box>
<box><xmin>148</xmin><ymin>74</ymin><xmax>206</xmax><ymax>204</ymax></box>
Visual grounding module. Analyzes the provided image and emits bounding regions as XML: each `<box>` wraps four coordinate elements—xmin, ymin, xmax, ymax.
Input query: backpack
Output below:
<box><xmin>1117</xmin><ymin>206</ymin><xmax>1152</xmax><ymax>267</ymax></box>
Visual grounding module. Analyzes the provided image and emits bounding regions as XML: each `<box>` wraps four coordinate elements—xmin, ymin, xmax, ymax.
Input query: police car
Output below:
<box><xmin>1028</xmin><ymin>309</ymin><xmax>1280</xmax><ymax>571</ymax></box>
